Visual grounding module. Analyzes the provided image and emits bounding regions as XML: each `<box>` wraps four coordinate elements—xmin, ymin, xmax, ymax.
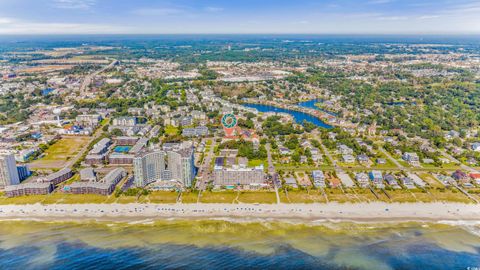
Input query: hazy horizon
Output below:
<box><xmin>0</xmin><ymin>0</ymin><xmax>479</xmax><ymax>35</ymax></box>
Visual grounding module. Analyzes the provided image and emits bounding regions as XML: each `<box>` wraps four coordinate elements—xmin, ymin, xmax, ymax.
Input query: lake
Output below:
<box><xmin>243</xmin><ymin>103</ymin><xmax>332</xmax><ymax>129</ymax></box>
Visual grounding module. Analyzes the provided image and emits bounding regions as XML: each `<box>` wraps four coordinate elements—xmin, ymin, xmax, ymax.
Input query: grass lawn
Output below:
<box><xmin>146</xmin><ymin>191</ymin><xmax>179</xmax><ymax>204</ymax></box>
<box><xmin>248</xmin><ymin>159</ymin><xmax>266</xmax><ymax>167</ymax></box>
<box><xmin>165</xmin><ymin>125</ymin><xmax>179</xmax><ymax>136</ymax></box>
<box><xmin>417</xmin><ymin>172</ymin><xmax>443</xmax><ymax>188</ymax></box>
<box><xmin>199</xmin><ymin>191</ymin><xmax>237</xmax><ymax>203</ymax></box>
<box><xmin>429</xmin><ymin>188</ymin><xmax>473</xmax><ymax>203</ymax></box>
<box><xmin>325</xmin><ymin>189</ymin><xmax>353</xmax><ymax>203</ymax></box>
<box><xmin>180</xmin><ymin>192</ymin><xmax>199</xmax><ymax>203</ymax></box>
<box><xmin>238</xmin><ymin>191</ymin><xmax>277</xmax><ymax>204</ymax></box>
<box><xmin>281</xmin><ymin>189</ymin><xmax>327</xmax><ymax>203</ymax></box>
<box><xmin>31</xmin><ymin>136</ymin><xmax>91</xmax><ymax>169</ymax></box>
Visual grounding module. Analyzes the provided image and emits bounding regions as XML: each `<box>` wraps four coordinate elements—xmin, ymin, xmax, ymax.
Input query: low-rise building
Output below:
<box><xmin>80</xmin><ymin>168</ymin><xmax>96</xmax><ymax>182</ymax></box>
<box><xmin>213</xmin><ymin>164</ymin><xmax>265</xmax><ymax>187</ymax></box>
<box><xmin>5</xmin><ymin>182</ymin><xmax>54</xmax><ymax>197</ymax></box>
<box><xmin>39</xmin><ymin>168</ymin><xmax>73</xmax><ymax>186</ymax></box>
<box><xmin>182</xmin><ymin>126</ymin><xmax>209</xmax><ymax>137</ymax></box>
<box><xmin>109</xmin><ymin>153</ymin><xmax>135</xmax><ymax>165</ymax></box>
<box><xmin>68</xmin><ymin>168</ymin><xmax>126</xmax><ymax>195</ymax></box>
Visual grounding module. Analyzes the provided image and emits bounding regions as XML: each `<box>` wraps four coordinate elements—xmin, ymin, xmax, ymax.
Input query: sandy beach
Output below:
<box><xmin>1</xmin><ymin>202</ymin><xmax>479</xmax><ymax>222</ymax></box>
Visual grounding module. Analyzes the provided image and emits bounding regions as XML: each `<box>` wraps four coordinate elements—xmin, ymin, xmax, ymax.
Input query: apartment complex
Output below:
<box><xmin>68</xmin><ymin>168</ymin><xmax>126</xmax><ymax>195</ymax></box>
<box><xmin>213</xmin><ymin>164</ymin><xmax>265</xmax><ymax>187</ymax></box>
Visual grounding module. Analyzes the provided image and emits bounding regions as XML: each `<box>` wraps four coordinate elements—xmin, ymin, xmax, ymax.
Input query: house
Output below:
<box><xmin>469</xmin><ymin>173</ymin><xmax>480</xmax><ymax>185</ymax></box>
<box><xmin>338</xmin><ymin>144</ymin><xmax>353</xmax><ymax>155</ymax></box>
<box><xmin>342</xmin><ymin>154</ymin><xmax>355</xmax><ymax>163</ymax></box>
<box><xmin>355</xmin><ymin>172</ymin><xmax>369</xmax><ymax>188</ymax></box>
<box><xmin>423</xmin><ymin>158</ymin><xmax>434</xmax><ymax>164</ymax></box>
<box><xmin>369</xmin><ymin>170</ymin><xmax>384</xmax><ymax>188</ymax></box>
<box><xmin>279</xmin><ymin>148</ymin><xmax>291</xmax><ymax>155</ymax></box>
<box><xmin>312</xmin><ymin>170</ymin><xmax>325</xmax><ymax>188</ymax></box>
<box><xmin>436</xmin><ymin>175</ymin><xmax>455</xmax><ymax>187</ymax></box>
<box><xmin>471</xmin><ymin>143</ymin><xmax>480</xmax><ymax>152</ymax></box>
<box><xmin>400</xmin><ymin>177</ymin><xmax>415</xmax><ymax>189</ymax></box>
<box><xmin>452</xmin><ymin>170</ymin><xmax>469</xmax><ymax>183</ymax></box>
<box><xmin>384</xmin><ymin>174</ymin><xmax>400</xmax><ymax>189</ymax></box>
<box><xmin>406</xmin><ymin>173</ymin><xmax>426</xmax><ymax>187</ymax></box>
<box><xmin>284</xmin><ymin>177</ymin><xmax>298</xmax><ymax>188</ymax></box>
<box><xmin>357</xmin><ymin>154</ymin><xmax>370</xmax><ymax>164</ymax></box>
<box><xmin>402</xmin><ymin>152</ymin><xmax>420</xmax><ymax>166</ymax></box>
<box><xmin>376</xmin><ymin>158</ymin><xmax>386</xmax><ymax>165</ymax></box>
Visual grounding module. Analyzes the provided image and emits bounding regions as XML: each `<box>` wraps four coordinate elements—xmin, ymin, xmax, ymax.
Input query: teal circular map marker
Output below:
<box><xmin>221</xmin><ymin>113</ymin><xmax>237</xmax><ymax>128</ymax></box>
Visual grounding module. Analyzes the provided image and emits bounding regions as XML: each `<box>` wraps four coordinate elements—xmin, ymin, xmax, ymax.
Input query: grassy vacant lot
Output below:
<box><xmin>280</xmin><ymin>189</ymin><xmax>327</xmax><ymax>203</ymax></box>
<box><xmin>31</xmin><ymin>136</ymin><xmax>91</xmax><ymax>169</ymax></box>
<box><xmin>238</xmin><ymin>191</ymin><xmax>277</xmax><ymax>204</ymax></box>
<box><xmin>247</xmin><ymin>159</ymin><xmax>266</xmax><ymax>167</ymax></box>
<box><xmin>199</xmin><ymin>191</ymin><xmax>237</xmax><ymax>203</ymax></box>
<box><xmin>145</xmin><ymin>191</ymin><xmax>179</xmax><ymax>204</ymax></box>
<box><xmin>165</xmin><ymin>125</ymin><xmax>179</xmax><ymax>136</ymax></box>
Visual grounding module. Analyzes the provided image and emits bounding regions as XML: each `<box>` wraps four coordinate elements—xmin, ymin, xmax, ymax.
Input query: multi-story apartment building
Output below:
<box><xmin>0</xmin><ymin>154</ymin><xmax>20</xmax><ymax>188</ymax></box>
<box><xmin>133</xmin><ymin>151</ymin><xmax>166</xmax><ymax>187</ymax></box>
<box><xmin>133</xmin><ymin>143</ymin><xmax>195</xmax><ymax>188</ymax></box>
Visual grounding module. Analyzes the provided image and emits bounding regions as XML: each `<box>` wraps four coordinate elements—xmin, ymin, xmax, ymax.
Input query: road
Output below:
<box><xmin>79</xmin><ymin>59</ymin><xmax>118</xmax><ymax>96</ymax></box>
<box><xmin>266</xmin><ymin>143</ymin><xmax>281</xmax><ymax>204</ymax></box>
<box><xmin>196</xmin><ymin>138</ymin><xmax>216</xmax><ymax>190</ymax></box>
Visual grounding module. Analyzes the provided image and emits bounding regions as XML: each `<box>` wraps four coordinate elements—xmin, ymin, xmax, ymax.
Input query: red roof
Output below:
<box><xmin>469</xmin><ymin>173</ymin><xmax>480</xmax><ymax>179</ymax></box>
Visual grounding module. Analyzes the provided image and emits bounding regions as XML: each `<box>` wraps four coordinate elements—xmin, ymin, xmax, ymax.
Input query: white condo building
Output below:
<box><xmin>133</xmin><ymin>144</ymin><xmax>195</xmax><ymax>188</ymax></box>
<box><xmin>0</xmin><ymin>154</ymin><xmax>20</xmax><ymax>188</ymax></box>
<box><xmin>133</xmin><ymin>151</ymin><xmax>166</xmax><ymax>187</ymax></box>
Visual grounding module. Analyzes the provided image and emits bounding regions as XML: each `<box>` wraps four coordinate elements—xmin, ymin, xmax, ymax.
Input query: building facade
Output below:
<box><xmin>0</xmin><ymin>154</ymin><xmax>20</xmax><ymax>188</ymax></box>
<box><xmin>133</xmin><ymin>151</ymin><xmax>166</xmax><ymax>187</ymax></box>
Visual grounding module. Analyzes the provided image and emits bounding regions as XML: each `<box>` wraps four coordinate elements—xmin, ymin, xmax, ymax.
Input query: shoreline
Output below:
<box><xmin>1</xmin><ymin>202</ymin><xmax>480</xmax><ymax>224</ymax></box>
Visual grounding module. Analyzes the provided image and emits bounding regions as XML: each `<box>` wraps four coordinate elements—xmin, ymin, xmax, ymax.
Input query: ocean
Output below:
<box><xmin>0</xmin><ymin>219</ymin><xmax>479</xmax><ymax>269</ymax></box>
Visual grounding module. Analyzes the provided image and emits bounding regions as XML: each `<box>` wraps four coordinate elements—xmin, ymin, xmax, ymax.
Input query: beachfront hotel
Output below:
<box><xmin>0</xmin><ymin>153</ymin><xmax>20</xmax><ymax>188</ymax></box>
<box><xmin>133</xmin><ymin>142</ymin><xmax>195</xmax><ymax>188</ymax></box>
<box><xmin>213</xmin><ymin>164</ymin><xmax>265</xmax><ymax>188</ymax></box>
<box><xmin>133</xmin><ymin>151</ymin><xmax>166</xmax><ymax>187</ymax></box>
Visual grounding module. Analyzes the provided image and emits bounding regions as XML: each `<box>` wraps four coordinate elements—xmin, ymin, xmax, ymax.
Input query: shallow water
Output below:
<box><xmin>0</xmin><ymin>219</ymin><xmax>479</xmax><ymax>269</ymax></box>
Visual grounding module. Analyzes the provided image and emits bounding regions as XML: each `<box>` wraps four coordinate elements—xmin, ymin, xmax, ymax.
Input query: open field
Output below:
<box><xmin>165</xmin><ymin>125</ymin><xmax>179</xmax><ymax>135</ymax></box>
<box><xmin>238</xmin><ymin>191</ymin><xmax>277</xmax><ymax>204</ymax></box>
<box><xmin>30</xmin><ymin>136</ymin><xmax>91</xmax><ymax>169</ymax></box>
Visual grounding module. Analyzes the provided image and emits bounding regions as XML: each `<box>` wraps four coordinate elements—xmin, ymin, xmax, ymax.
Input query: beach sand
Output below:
<box><xmin>0</xmin><ymin>202</ymin><xmax>479</xmax><ymax>223</ymax></box>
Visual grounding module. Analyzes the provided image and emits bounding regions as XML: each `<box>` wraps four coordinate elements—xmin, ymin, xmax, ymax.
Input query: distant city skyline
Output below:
<box><xmin>0</xmin><ymin>0</ymin><xmax>479</xmax><ymax>35</ymax></box>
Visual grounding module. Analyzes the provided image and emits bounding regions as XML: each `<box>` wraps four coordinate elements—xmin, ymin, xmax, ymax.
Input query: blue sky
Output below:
<box><xmin>0</xmin><ymin>0</ymin><xmax>479</xmax><ymax>34</ymax></box>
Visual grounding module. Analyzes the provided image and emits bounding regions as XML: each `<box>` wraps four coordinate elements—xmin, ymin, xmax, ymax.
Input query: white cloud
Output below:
<box><xmin>0</xmin><ymin>18</ymin><xmax>130</xmax><ymax>34</ymax></box>
<box><xmin>52</xmin><ymin>0</ymin><xmax>96</xmax><ymax>10</ymax></box>
<box><xmin>0</xmin><ymin>17</ymin><xmax>13</xmax><ymax>24</ymax></box>
<box><xmin>419</xmin><ymin>15</ymin><xmax>440</xmax><ymax>20</ymax></box>
<box><xmin>377</xmin><ymin>16</ymin><xmax>408</xmax><ymax>21</ymax></box>
<box><xmin>204</xmin><ymin>7</ymin><xmax>224</xmax><ymax>12</ymax></box>
<box><xmin>133</xmin><ymin>8</ymin><xmax>186</xmax><ymax>16</ymax></box>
